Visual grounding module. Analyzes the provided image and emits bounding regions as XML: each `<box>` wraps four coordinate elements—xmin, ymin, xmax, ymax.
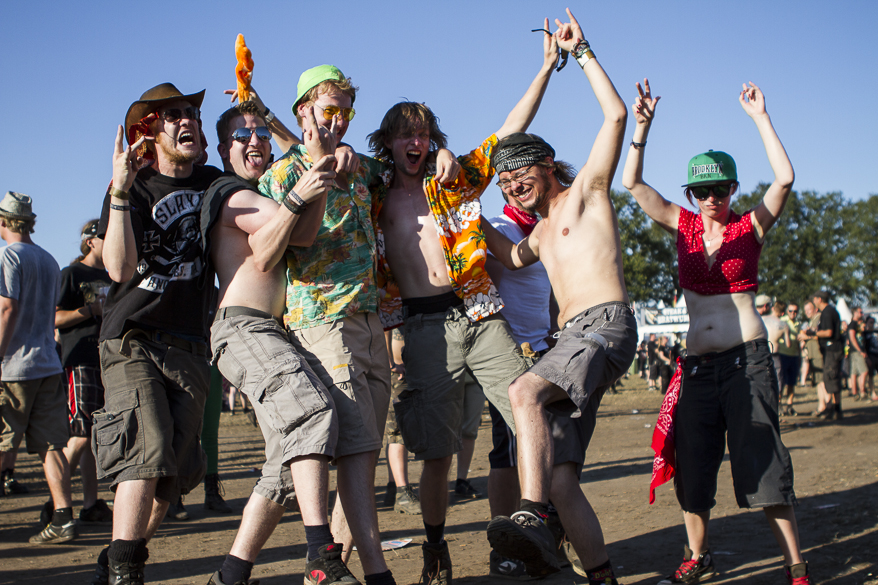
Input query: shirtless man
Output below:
<box><xmin>203</xmin><ymin>102</ymin><xmax>356</xmax><ymax>585</ymax></box>
<box><xmin>480</xmin><ymin>11</ymin><xmax>636</xmax><ymax>585</ymax></box>
<box><xmin>370</xmin><ymin>20</ymin><xmax>560</xmax><ymax>584</ymax></box>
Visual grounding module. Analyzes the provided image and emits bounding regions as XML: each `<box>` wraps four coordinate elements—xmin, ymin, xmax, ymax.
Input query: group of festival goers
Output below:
<box><xmin>0</xmin><ymin>8</ymin><xmax>819</xmax><ymax>585</ymax></box>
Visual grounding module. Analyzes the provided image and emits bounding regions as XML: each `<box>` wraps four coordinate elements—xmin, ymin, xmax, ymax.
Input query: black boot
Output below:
<box><xmin>109</xmin><ymin>558</ymin><xmax>145</xmax><ymax>585</ymax></box>
<box><xmin>204</xmin><ymin>473</ymin><xmax>232</xmax><ymax>513</ymax></box>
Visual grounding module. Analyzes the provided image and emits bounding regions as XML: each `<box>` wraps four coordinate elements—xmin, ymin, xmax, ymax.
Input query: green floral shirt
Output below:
<box><xmin>259</xmin><ymin>145</ymin><xmax>392</xmax><ymax>329</ymax></box>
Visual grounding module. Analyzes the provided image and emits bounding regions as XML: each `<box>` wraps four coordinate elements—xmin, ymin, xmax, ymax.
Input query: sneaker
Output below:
<box><xmin>40</xmin><ymin>498</ymin><xmax>54</xmax><ymax>525</ymax></box>
<box><xmin>453</xmin><ymin>478</ymin><xmax>481</xmax><ymax>500</ymax></box>
<box><xmin>29</xmin><ymin>520</ymin><xmax>78</xmax><ymax>544</ymax></box>
<box><xmin>420</xmin><ymin>541</ymin><xmax>452</xmax><ymax>585</ymax></box>
<box><xmin>208</xmin><ymin>570</ymin><xmax>260</xmax><ymax>585</ymax></box>
<box><xmin>304</xmin><ymin>543</ymin><xmax>360</xmax><ymax>584</ymax></box>
<box><xmin>2</xmin><ymin>471</ymin><xmax>29</xmax><ymax>494</ymax></box>
<box><xmin>91</xmin><ymin>558</ymin><xmax>110</xmax><ymax>585</ymax></box>
<box><xmin>383</xmin><ymin>481</ymin><xmax>397</xmax><ymax>507</ymax></box>
<box><xmin>167</xmin><ymin>496</ymin><xmax>190</xmax><ymax>521</ymax></box>
<box><xmin>544</xmin><ymin>509</ymin><xmax>570</xmax><ymax>568</ymax></box>
<box><xmin>109</xmin><ymin>558</ymin><xmax>145</xmax><ymax>585</ymax></box>
<box><xmin>81</xmin><ymin>499</ymin><xmax>114</xmax><ymax>523</ymax></box>
<box><xmin>204</xmin><ymin>474</ymin><xmax>233</xmax><ymax>514</ymax></box>
<box><xmin>395</xmin><ymin>485</ymin><xmax>422</xmax><ymax>515</ymax></box>
<box><xmin>657</xmin><ymin>545</ymin><xmax>715</xmax><ymax>584</ymax></box>
<box><xmin>785</xmin><ymin>561</ymin><xmax>812</xmax><ymax>585</ymax></box>
<box><xmin>487</xmin><ymin>511</ymin><xmax>561</xmax><ymax>578</ymax></box>
<box><xmin>489</xmin><ymin>550</ymin><xmax>536</xmax><ymax>581</ymax></box>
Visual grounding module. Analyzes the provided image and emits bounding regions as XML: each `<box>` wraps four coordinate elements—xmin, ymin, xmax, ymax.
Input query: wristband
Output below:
<box><xmin>572</xmin><ymin>40</ymin><xmax>595</xmax><ymax>68</ymax></box>
<box><xmin>631</xmin><ymin>141</ymin><xmax>647</xmax><ymax>149</ymax></box>
<box><xmin>110</xmin><ymin>203</ymin><xmax>131</xmax><ymax>211</ymax></box>
<box><xmin>283</xmin><ymin>190</ymin><xmax>307</xmax><ymax>215</ymax></box>
<box><xmin>264</xmin><ymin>108</ymin><xmax>276</xmax><ymax>124</ymax></box>
<box><xmin>109</xmin><ymin>186</ymin><xmax>129</xmax><ymax>201</ymax></box>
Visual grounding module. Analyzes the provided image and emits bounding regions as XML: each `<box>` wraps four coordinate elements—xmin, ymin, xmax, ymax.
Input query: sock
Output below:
<box><xmin>52</xmin><ymin>507</ymin><xmax>73</xmax><ymax>526</ymax></box>
<box><xmin>397</xmin><ymin>484</ymin><xmax>408</xmax><ymax>493</ymax></box>
<box><xmin>303</xmin><ymin>523</ymin><xmax>334</xmax><ymax>560</ymax></box>
<box><xmin>585</xmin><ymin>559</ymin><xmax>617</xmax><ymax>585</ymax></box>
<box><xmin>220</xmin><ymin>554</ymin><xmax>253</xmax><ymax>585</ymax></box>
<box><xmin>519</xmin><ymin>499</ymin><xmax>550</xmax><ymax>520</ymax></box>
<box><xmin>98</xmin><ymin>546</ymin><xmax>109</xmax><ymax>568</ymax></box>
<box><xmin>424</xmin><ymin>521</ymin><xmax>445</xmax><ymax>544</ymax></box>
<box><xmin>108</xmin><ymin>538</ymin><xmax>149</xmax><ymax>564</ymax></box>
<box><xmin>364</xmin><ymin>569</ymin><xmax>396</xmax><ymax>585</ymax></box>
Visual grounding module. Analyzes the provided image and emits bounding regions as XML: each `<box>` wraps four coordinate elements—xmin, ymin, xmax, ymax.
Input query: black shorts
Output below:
<box><xmin>778</xmin><ymin>354</ymin><xmax>801</xmax><ymax>388</ymax></box>
<box><xmin>822</xmin><ymin>346</ymin><xmax>845</xmax><ymax>394</ymax></box>
<box><xmin>674</xmin><ymin>339</ymin><xmax>796</xmax><ymax>512</ymax></box>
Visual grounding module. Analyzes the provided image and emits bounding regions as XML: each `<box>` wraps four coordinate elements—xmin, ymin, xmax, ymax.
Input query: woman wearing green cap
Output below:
<box><xmin>622</xmin><ymin>81</ymin><xmax>812</xmax><ymax>585</ymax></box>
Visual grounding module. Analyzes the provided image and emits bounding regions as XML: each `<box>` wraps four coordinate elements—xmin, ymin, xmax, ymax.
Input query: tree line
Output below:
<box><xmin>611</xmin><ymin>186</ymin><xmax>878</xmax><ymax>308</ymax></box>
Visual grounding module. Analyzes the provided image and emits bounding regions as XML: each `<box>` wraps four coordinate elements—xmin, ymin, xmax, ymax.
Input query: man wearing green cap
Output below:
<box><xmin>258</xmin><ymin>65</ymin><xmax>459</xmax><ymax>585</ymax></box>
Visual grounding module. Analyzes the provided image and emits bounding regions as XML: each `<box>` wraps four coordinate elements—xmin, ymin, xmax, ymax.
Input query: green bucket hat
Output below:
<box><xmin>683</xmin><ymin>150</ymin><xmax>737</xmax><ymax>187</ymax></box>
<box><xmin>293</xmin><ymin>65</ymin><xmax>352</xmax><ymax>112</ymax></box>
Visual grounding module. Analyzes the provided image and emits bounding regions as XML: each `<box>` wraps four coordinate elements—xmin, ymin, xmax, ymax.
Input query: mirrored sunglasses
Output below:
<box><xmin>230</xmin><ymin>126</ymin><xmax>272</xmax><ymax>143</ymax></box>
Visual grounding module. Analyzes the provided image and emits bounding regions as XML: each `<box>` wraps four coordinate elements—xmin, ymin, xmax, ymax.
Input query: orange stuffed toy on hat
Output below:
<box><xmin>235</xmin><ymin>34</ymin><xmax>254</xmax><ymax>102</ymax></box>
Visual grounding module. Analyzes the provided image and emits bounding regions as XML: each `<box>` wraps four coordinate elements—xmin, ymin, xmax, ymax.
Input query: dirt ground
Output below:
<box><xmin>1</xmin><ymin>379</ymin><xmax>876</xmax><ymax>585</ymax></box>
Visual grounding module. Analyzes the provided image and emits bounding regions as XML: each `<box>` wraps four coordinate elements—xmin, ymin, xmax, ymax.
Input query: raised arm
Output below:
<box><xmin>742</xmin><ymin>82</ymin><xmax>794</xmax><ymax>236</ymax></box>
<box><xmin>481</xmin><ymin>217</ymin><xmax>541</xmax><ymax>270</ymax></box>
<box><xmin>494</xmin><ymin>18</ymin><xmax>558</xmax><ymax>140</ymax></box>
<box><xmin>555</xmin><ymin>8</ymin><xmax>628</xmax><ymax>193</ymax></box>
<box><xmin>622</xmin><ymin>78</ymin><xmax>680</xmax><ymax>233</ymax></box>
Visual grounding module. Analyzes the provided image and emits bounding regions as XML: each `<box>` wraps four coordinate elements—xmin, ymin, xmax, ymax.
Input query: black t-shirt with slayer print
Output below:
<box><xmin>57</xmin><ymin>262</ymin><xmax>112</xmax><ymax>367</ymax></box>
<box><xmin>97</xmin><ymin>164</ymin><xmax>223</xmax><ymax>342</ymax></box>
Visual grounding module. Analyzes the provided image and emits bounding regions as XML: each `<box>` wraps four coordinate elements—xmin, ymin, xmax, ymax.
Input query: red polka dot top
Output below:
<box><xmin>677</xmin><ymin>207</ymin><xmax>761</xmax><ymax>295</ymax></box>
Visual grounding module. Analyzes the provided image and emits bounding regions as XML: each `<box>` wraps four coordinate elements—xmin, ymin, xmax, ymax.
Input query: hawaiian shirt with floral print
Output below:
<box><xmin>259</xmin><ymin>145</ymin><xmax>392</xmax><ymax>329</ymax></box>
<box><xmin>376</xmin><ymin>135</ymin><xmax>504</xmax><ymax>329</ymax></box>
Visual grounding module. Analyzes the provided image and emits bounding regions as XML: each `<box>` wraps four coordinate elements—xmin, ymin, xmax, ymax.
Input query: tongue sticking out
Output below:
<box><xmin>247</xmin><ymin>152</ymin><xmax>264</xmax><ymax>167</ymax></box>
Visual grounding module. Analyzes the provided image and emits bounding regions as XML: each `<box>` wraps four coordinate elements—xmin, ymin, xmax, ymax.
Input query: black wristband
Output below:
<box><xmin>110</xmin><ymin>203</ymin><xmax>131</xmax><ymax>211</ymax></box>
<box><xmin>283</xmin><ymin>190</ymin><xmax>306</xmax><ymax>215</ymax></box>
<box><xmin>631</xmin><ymin>141</ymin><xmax>647</xmax><ymax>149</ymax></box>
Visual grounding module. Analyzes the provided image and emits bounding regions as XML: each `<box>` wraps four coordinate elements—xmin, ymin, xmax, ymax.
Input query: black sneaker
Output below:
<box><xmin>109</xmin><ymin>558</ymin><xmax>145</xmax><ymax>585</ymax></box>
<box><xmin>167</xmin><ymin>496</ymin><xmax>190</xmax><ymax>521</ymax></box>
<box><xmin>487</xmin><ymin>512</ymin><xmax>561</xmax><ymax>578</ymax></box>
<box><xmin>29</xmin><ymin>520</ymin><xmax>78</xmax><ymax>544</ymax></box>
<box><xmin>785</xmin><ymin>561</ymin><xmax>813</xmax><ymax>585</ymax></box>
<box><xmin>394</xmin><ymin>485</ymin><xmax>422</xmax><ymax>515</ymax></box>
<box><xmin>207</xmin><ymin>570</ymin><xmax>260</xmax><ymax>585</ymax></box>
<box><xmin>383</xmin><ymin>481</ymin><xmax>397</xmax><ymax>507</ymax></box>
<box><xmin>453</xmin><ymin>478</ymin><xmax>480</xmax><ymax>500</ymax></box>
<box><xmin>544</xmin><ymin>509</ymin><xmax>570</xmax><ymax>568</ymax></box>
<box><xmin>81</xmin><ymin>499</ymin><xmax>114</xmax><ymax>523</ymax></box>
<box><xmin>420</xmin><ymin>541</ymin><xmax>452</xmax><ymax>585</ymax></box>
<box><xmin>305</xmin><ymin>543</ymin><xmax>360</xmax><ymax>584</ymax></box>
<box><xmin>91</xmin><ymin>559</ymin><xmax>109</xmax><ymax>585</ymax></box>
<box><xmin>657</xmin><ymin>545</ymin><xmax>716</xmax><ymax>584</ymax></box>
<box><xmin>489</xmin><ymin>550</ymin><xmax>536</xmax><ymax>581</ymax></box>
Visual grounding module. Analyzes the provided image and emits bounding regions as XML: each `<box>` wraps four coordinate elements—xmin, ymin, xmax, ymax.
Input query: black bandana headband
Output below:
<box><xmin>492</xmin><ymin>132</ymin><xmax>555</xmax><ymax>174</ymax></box>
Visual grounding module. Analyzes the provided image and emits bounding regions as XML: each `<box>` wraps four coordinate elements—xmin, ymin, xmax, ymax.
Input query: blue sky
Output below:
<box><xmin>1</xmin><ymin>0</ymin><xmax>875</xmax><ymax>265</ymax></box>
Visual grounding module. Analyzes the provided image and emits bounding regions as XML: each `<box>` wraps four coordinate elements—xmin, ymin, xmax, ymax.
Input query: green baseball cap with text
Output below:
<box><xmin>683</xmin><ymin>150</ymin><xmax>737</xmax><ymax>187</ymax></box>
<box><xmin>293</xmin><ymin>65</ymin><xmax>351</xmax><ymax>112</ymax></box>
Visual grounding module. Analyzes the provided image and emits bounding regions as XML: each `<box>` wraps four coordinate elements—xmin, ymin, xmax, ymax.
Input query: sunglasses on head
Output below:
<box><xmin>159</xmin><ymin>106</ymin><xmax>200</xmax><ymax>123</ymax></box>
<box><xmin>689</xmin><ymin>183</ymin><xmax>733</xmax><ymax>200</ymax></box>
<box><xmin>313</xmin><ymin>103</ymin><xmax>356</xmax><ymax>122</ymax></box>
<box><xmin>229</xmin><ymin>126</ymin><xmax>272</xmax><ymax>143</ymax></box>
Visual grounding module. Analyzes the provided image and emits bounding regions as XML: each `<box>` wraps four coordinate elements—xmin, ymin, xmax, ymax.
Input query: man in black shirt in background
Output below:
<box><xmin>805</xmin><ymin>291</ymin><xmax>844</xmax><ymax>420</ymax></box>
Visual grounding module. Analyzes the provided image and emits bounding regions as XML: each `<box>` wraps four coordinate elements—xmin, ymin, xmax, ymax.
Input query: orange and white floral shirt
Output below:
<box><xmin>376</xmin><ymin>135</ymin><xmax>504</xmax><ymax>329</ymax></box>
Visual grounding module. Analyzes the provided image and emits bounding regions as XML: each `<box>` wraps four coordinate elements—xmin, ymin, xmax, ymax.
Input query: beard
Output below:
<box><xmin>518</xmin><ymin>172</ymin><xmax>551</xmax><ymax>213</ymax></box>
<box><xmin>155</xmin><ymin>132</ymin><xmax>202</xmax><ymax>165</ymax></box>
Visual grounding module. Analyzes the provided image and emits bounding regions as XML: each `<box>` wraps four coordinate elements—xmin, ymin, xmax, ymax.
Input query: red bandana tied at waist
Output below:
<box><xmin>503</xmin><ymin>204</ymin><xmax>538</xmax><ymax>236</ymax></box>
<box><xmin>649</xmin><ymin>357</ymin><xmax>683</xmax><ymax>504</ymax></box>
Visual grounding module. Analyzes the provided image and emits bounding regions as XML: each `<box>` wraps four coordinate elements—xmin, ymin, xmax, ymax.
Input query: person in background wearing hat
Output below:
<box><xmin>203</xmin><ymin>99</ymin><xmax>357</xmax><ymax>585</ymax></box>
<box><xmin>258</xmin><ymin>64</ymin><xmax>460</xmax><ymax>585</ymax></box>
<box><xmin>52</xmin><ymin>219</ymin><xmax>113</xmax><ymax>526</ymax></box>
<box><xmin>777</xmin><ymin>302</ymin><xmax>803</xmax><ymax>416</ymax></box>
<box><xmin>757</xmin><ymin>297</ymin><xmax>790</xmax><ymax>383</ymax></box>
<box><xmin>90</xmin><ymin>83</ymin><xmax>224</xmax><ymax>584</ymax></box>
<box><xmin>370</xmin><ymin>15</ymin><xmax>563</xmax><ymax>583</ymax></box>
<box><xmin>0</xmin><ymin>192</ymin><xmax>76</xmax><ymax>544</ymax></box>
<box><xmin>621</xmin><ymin>77</ymin><xmax>811</xmax><ymax>584</ymax></box>
<box><xmin>480</xmin><ymin>11</ymin><xmax>635</xmax><ymax>585</ymax></box>
<box><xmin>803</xmin><ymin>291</ymin><xmax>845</xmax><ymax>421</ymax></box>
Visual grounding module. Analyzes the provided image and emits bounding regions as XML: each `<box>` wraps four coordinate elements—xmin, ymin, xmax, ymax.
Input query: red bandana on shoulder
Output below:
<box><xmin>503</xmin><ymin>204</ymin><xmax>538</xmax><ymax>236</ymax></box>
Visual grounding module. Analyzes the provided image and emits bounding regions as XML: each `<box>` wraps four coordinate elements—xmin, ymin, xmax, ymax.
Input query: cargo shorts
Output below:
<box><xmin>0</xmin><ymin>374</ymin><xmax>67</xmax><ymax>453</ymax></box>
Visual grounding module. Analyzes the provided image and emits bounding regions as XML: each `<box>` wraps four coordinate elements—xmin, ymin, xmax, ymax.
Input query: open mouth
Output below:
<box><xmin>246</xmin><ymin>151</ymin><xmax>264</xmax><ymax>168</ymax></box>
<box><xmin>178</xmin><ymin>131</ymin><xmax>196</xmax><ymax>146</ymax></box>
<box><xmin>406</xmin><ymin>150</ymin><xmax>421</xmax><ymax>165</ymax></box>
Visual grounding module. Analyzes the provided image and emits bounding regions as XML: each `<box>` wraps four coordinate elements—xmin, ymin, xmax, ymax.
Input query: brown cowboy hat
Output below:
<box><xmin>124</xmin><ymin>83</ymin><xmax>205</xmax><ymax>143</ymax></box>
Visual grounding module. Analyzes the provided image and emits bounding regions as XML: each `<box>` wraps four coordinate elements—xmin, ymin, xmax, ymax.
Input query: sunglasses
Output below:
<box><xmin>159</xmin><ymin>106</ymin><xmax>200</xmax><ymax>123</ymax></box>
<box><xmin>497</xmin><ymin>165</ymin><xmax>537</xmax><ymax>190</ymax></box>
<box><xmin>229</xmin><ymin>126</ymin><xmax>272</xmax><ymax>143</ymax></box>
<box><xmin>689</xmin><ymin>184</ymin><xmax>733</xmax><ymax>201</ymax></box>
<box><xmin>313</xmin><ymin>103</ymin><xmax>356</xmax><ymax>122</ymax></box>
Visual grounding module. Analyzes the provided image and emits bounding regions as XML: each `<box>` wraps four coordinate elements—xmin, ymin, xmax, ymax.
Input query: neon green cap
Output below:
<box><xmin>293</xmin><ymin>65</ymin><xmax>351</xmax><ymax>112</ymax></box>
<box><xmin>683</xmin><ymin>150</ymin><xmax>737</xmax><ymax>187</ymax></box>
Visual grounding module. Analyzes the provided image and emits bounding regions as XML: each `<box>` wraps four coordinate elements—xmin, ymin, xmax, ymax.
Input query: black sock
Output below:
<box><xmin>519</xmin><ymin>499</ymin><xmax>550</xmax><ymax>520</ymax></box>
<box><xmin>52</xmin><ymin>507</ymin><xmax>73</xmax><ymax>526</ymax></box>
<box><xmin>585</xmin><ymin>559</ymin><xmax>617</xmax><ymax>585</ymax></box>
<box><xmin>108</xmin><ymin>538</ymin><xmax>149</xmax><ymax>564</ymax></box>
<box><xmin>397</xmin><ymin>484</ymin><xmax>408</xmax><ymax>493</ymax></box>
<box><xmin>364</xmin><ymin>569</ymin><xmax>396</xmax><ymax>585</ymax></box>
<box><xmin>98</xmin><ymin>546</ymin><xmax>109</xmax><ymax>568</ymax></box>
<box><xmin>424</xmin><ymin>521</ymin><xmax>445</xmax><ymax>544</ymax></box>
<box><xmin>220</xmin><ymin>554</ymin><xmax>253</xmax><ymax>584</ymax></box>
<box><xmin>303</xmin><ymin>524</ymin><xmax>334</xmax><ymax>560</ymax></box>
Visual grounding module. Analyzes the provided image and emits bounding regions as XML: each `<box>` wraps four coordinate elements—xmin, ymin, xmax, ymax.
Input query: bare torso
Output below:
<box><xmin>538</xmin><ymin>188</ymin><xmax>629</xmax><ymax>327</ymax></box>
<box><xmin>684</xmin><ymin>291</ymin><xmax>766</xmax><ymax>355</ymax></box>
<box><xmin>211</xmin><ymin>221</ymin><xmax>287</xmax><ymax>318</ymax></box>
<box><xmin>379</xmin><ymin>185</ymin><xmax>454</xmax><ymax>299</ymax></box>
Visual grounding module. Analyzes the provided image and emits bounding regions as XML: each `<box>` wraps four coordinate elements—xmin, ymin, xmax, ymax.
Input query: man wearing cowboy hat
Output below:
<box><xmin>0</xmin><ymin>192</ymin><xmax>77</xmax><ymax>544</ymax></box>
<box><xmin>90</xmin><ymin>83</ymin><xmax>224</xmax><ymax>584</ymax></box>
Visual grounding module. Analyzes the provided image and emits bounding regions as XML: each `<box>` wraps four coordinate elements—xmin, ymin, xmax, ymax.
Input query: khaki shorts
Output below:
<box><xmin>396</xmin><ymin>308</ymin><xmax>525</xmax><ymax>461</ymax></box>
<box><xmin>291</xmin><ymin>312</ymin><xmax>390</xmax><ymax>458</ymax></box>
<box><xmin>0</xmin><ymin>374</ymin><xmax>67</xmax><ymax>453</ymax></box>
<box><xmin>384</xmin><ymin>371</ymin><xmax>406</xmax><ymax>445</ymax></box>
<box><xmin>211</xmin><ymin>309</ymin><xmax>337</xmax><ymax>508</ymax></box>
<box><xmin>94</xmin><ymin>336</ymin><xmax>209</xmax><ymax>504</ymax></box>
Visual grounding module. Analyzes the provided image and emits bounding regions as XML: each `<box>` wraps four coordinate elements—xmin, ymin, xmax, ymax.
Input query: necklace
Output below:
<box><xmin>703</xmin><ymin>229</ymin><xmax>725</xmax><ymax>247</ymax></box>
